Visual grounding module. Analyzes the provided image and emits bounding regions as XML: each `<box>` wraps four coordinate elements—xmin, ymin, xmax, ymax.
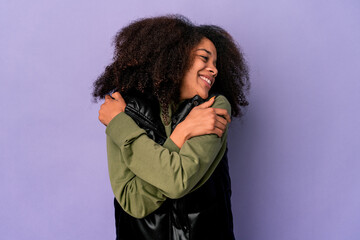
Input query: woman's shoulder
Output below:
<box><xmin>212</xmin><ymin>95</ymin><xmax>231</xmax><ymax>117</ymax></box>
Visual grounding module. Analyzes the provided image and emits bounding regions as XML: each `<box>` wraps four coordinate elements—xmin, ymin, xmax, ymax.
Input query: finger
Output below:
<box><xmin>213</xmin><ymin>108</ymin><xmax>231</xmax><ymax>123</ymax></box>
<box><xmin>197</xmin><ymin>96</ymin><xmax>215</xmax><ymax>109</ymax></box>
<box><xmin>214</xmin><ymin>120</ymin><xmax>226</xmax><ymax>132</ymax></box>
<box><xmin>105</xmin><ymin>95</ymin><xmax>113</xmax><ymax>102</ymax></box>
<box><xmin>111</xmin><ymin>92</ymin><xmax>124</xmax><ymax>102</ymax></box>
<box><xmin>211</xmin><ymin>127</ymin><xmax>224</xmax><ymax>138</ymax></box>
<box><xmin>98</xmin><ymin>110</ymin><xmax>104</xmax><ymax>123</ymax></box>
<box><xmin>215</xmin><ymin>115</ymin><xmax>228</xmax><ymax>128</ymax></box>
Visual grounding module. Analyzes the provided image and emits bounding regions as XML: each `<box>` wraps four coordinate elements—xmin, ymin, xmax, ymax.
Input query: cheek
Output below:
<box><xmin>185</xmin><ymin>70</ymin><xmax>197</xmax><ymax>84</ymax></box>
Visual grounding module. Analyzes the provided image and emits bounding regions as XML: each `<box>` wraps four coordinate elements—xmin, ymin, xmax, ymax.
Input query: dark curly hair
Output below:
<box><xmin>92</xmin><ymin>15</ymin><xmax>249</xmax><ymax>118</ymax></box>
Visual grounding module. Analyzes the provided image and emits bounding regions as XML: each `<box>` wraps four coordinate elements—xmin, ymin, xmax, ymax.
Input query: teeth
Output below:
<box><xmin>200</xmin><ymin>76</ymin><xmax>212</xmax><ymax>86</ymax></box>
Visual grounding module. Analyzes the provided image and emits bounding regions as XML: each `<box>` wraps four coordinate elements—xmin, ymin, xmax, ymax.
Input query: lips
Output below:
<box><xmin>199</xmin><ymin>75</ymin><xmax>213</xmax><ymax>88</ymax></box>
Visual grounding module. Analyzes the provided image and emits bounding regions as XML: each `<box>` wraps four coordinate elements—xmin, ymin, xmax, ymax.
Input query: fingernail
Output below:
<box><xmin>209</xmin><ymin>96</ymin><xmax>215</xmax><ymax>101</ymax></box>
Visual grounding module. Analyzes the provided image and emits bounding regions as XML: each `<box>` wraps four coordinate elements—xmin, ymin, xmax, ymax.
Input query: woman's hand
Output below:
<box><xmin>98</xmin><ymin>92</ymin><xmax>126</xmax><ymax>126</ymax></box>
<box><xmin>170</xmin><ymin>97</ymin><xmax>231</xmax><ymax>148</ymax></box>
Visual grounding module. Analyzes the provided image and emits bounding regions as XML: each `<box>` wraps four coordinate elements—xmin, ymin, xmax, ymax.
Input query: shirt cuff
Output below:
<box><xmin>163</xmin><ymin>137</ymin><xmax>180</xmax><ymax>153</ymax></box>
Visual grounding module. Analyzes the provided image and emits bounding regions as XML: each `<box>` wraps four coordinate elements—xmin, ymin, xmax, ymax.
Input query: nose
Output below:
<box><xmin>207</xmin><ymin>64</ymin><xmax>218</xmax><ymax>78</ymax></box>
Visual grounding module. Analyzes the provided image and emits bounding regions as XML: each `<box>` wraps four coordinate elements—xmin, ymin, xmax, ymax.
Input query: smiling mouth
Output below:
<box><xmin>200</xmin><ymin>75</ymin><xmax>212</xmax><ymax>87</ymax></box>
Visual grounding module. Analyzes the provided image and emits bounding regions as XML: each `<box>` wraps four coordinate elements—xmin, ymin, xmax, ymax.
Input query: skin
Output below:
<box><xmin>98</xmin><ymin>38</ymin><xmax>230</xmax><ymax>148</ymax></box>
<box><xmin>180</xmin><ymin>38</ymin><xmax>218</xmax><ymax>100</ymax></box>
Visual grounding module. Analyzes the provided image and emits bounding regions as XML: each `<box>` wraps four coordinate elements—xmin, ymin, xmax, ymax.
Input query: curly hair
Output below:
<box><xmin>92</xmin><ymin>15</ymin><xmax>249</xmax><ymax>118</ymax></box>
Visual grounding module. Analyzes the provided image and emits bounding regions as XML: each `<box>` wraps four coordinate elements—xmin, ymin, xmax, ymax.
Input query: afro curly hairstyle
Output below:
<box><xmin>92</xmin><ymin>15</ymin><xmax>249</xmax><ymax>118</ymax></box>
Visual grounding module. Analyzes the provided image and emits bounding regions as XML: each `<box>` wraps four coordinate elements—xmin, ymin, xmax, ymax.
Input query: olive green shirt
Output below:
<box><xmin>106</xmin><ymin>95</ymin><xmax>231</xmax><ymax>218</ymax></box>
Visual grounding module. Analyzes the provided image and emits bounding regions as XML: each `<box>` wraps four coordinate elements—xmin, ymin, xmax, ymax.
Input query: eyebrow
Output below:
<box><xmin>196</xmin><ymin>48</ymin><xmax>212</xmax><ymax>55</ymax></box>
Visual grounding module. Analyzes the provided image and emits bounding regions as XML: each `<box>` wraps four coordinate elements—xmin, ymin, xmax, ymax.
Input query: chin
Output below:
<box><xmin>199</xmin><ymin>92</ymin><xmax>209</xmax><ymax>99</ymax></box>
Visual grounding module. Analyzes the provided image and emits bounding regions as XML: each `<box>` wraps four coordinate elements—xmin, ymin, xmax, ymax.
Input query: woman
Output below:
<box><xmin>93</xmin><ymin>15</ymin><xmax>249</xmax><ymax>240</ymax></box>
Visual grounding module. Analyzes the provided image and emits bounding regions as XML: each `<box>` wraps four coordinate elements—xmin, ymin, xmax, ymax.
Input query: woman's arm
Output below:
<box><xmin>170</xmin><ymin>96</ymin><xmax>230</xmax><ymax>148</ymax></box>
<box><xmin>106</xmin><ymin>95</ymin><xmax>231</xmax><ymax>199</ymax></box>
<box><xmin>102</xmin><ymin>93</ymin><xmax>230</xmax><ymax>217</ymax></box>
<box><xmin>107</xmin><ymin>136</ymin><xmax>167</xmax><ymax>218</ymax></box>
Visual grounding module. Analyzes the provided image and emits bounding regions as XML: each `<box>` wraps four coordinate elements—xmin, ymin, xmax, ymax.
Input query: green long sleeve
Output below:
<box><xmin>106</xmin><ymin>95</ymin><xmax>231</xmax><ymax>218</ymax></box>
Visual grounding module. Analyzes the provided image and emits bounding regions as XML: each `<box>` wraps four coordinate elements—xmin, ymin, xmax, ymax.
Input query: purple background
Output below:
<box><xmin>1</xmin><ymin>0</ymin><xmax>359</xmax><ymax>239</ymax></box>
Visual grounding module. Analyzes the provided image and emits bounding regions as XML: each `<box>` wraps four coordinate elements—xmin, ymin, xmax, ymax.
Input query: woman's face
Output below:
<box><xmin>180</xmin><ymin>38</ymin><xmax>218</xmax><ymax>100</ymax></box>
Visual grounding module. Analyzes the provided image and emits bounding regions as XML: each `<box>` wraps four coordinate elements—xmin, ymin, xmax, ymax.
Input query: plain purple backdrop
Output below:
<box><xmin>1</xmin><ymin>0</ymin><xmax>359</xmax><ymax>239</ymax></box>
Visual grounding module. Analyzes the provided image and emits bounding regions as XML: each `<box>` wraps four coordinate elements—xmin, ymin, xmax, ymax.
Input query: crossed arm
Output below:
<box><xmin>100</xmin><ymin>92</ymin><xmax>231</xmax><ymax>218</ymax></box>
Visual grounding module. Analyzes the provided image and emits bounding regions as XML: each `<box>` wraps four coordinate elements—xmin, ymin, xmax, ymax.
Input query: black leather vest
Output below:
<box><xmin>114</xmin><ymin>92</ymin><xmax>234</xmax><ymax>240</ymax></box>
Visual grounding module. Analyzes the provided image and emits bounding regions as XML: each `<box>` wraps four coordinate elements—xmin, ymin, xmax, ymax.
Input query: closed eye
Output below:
<box><xmin>199</xmin><ymin>55</ymin><xmax>208</xmax><ymax>61</ymax></box>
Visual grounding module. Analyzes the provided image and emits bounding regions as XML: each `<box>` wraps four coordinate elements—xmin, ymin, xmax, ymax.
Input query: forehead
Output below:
<box><xmin>194</xmin><ymin>38</ymin><xmax>217</xmax><ymax>57</ymax></box>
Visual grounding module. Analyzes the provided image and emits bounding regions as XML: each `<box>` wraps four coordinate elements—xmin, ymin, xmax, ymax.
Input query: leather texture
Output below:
<box><xmin>115</xmin><ymin>91</ymin><xmax>235</xmax><ymax>240</ymax></box>
<box><xmin>123</xmin><ymin>91</ymin><xmax>167</xmax><ymax>145</ymax></box>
